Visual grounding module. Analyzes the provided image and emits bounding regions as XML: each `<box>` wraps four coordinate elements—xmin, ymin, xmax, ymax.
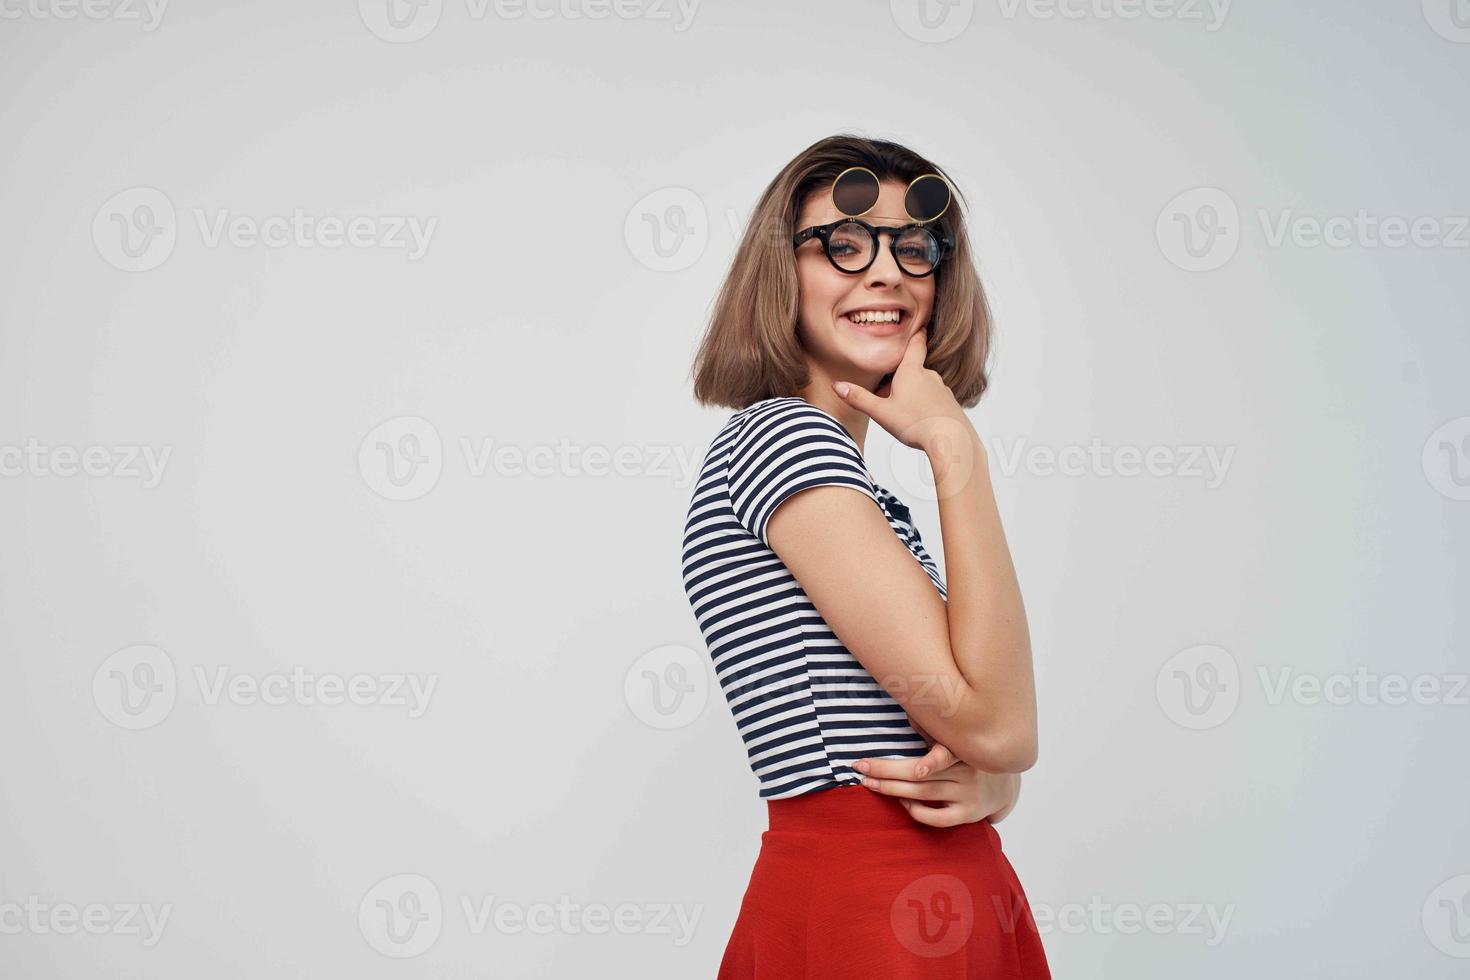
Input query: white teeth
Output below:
<box><xmin>845</xmin><ymin>310</ymin><xmax>902</xmax><ymax>324</ymax></box>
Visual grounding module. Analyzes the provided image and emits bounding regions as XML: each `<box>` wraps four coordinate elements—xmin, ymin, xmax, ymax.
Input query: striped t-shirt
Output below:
<box><xmin>680</xmin><ymin>395</ymin><xmax>949</xmax><ymax>800</ymax></box>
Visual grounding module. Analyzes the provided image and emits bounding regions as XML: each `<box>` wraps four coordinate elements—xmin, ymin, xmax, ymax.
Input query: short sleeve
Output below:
<box><xmin>725</xmin><ymin>400</ymin><xmax>880</xmax><ymax>548</ymax></box>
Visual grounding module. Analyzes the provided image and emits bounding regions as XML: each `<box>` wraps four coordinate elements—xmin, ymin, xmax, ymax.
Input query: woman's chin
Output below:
<box><xmin>835</xmin><ymin>341</ymin><xmax>904</xmax><ymax>373</ymax></box>
<box><xmin>846</xmin><ymin>356</ymin><xmax>904</xmax><ymax>379</ymax></box>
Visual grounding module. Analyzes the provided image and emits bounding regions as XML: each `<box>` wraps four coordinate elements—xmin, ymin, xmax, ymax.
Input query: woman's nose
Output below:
<box><xmin>866</xmin><ymin>236</ymin><xmax>904</xmax><ymax>285</ymax></box>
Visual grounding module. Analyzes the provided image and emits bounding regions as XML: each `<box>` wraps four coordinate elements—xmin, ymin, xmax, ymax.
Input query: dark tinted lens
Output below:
<box><xmin>905</xmin><ymin>175</ymin><xmax>951</xmax><ymax>223</ymax></box>
<box><xmin>832</xmin><ymin>168</ymin><xmax>880</xmax><ymax>217</ymax></box>
<box><xmin>827</xmin><ymin>221</ymin><xmax>875</xmax><ymax>270</ymax></box>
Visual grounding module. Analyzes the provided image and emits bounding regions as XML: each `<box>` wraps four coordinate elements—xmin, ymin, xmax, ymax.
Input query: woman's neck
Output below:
<box><xmin>797</xmin><ymin>366</ymin><xmax>881</xmax><ymax>455</ymax></box>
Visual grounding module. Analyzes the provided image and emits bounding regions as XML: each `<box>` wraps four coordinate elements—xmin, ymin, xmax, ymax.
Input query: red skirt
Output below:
<box><xmin>718</xmin><ymin>784</ymin><xmax>1051</xmax><ymax>979</ymax></box>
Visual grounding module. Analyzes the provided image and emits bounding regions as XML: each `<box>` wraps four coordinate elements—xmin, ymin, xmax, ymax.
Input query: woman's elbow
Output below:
<box><xmin>963</xmin><ymin>727</ymin><xmax>1038</xmax><ymax>774</ymax></box>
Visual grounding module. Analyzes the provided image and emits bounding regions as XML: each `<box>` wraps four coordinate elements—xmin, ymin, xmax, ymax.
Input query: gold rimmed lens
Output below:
<box><xmin>831</xmin><ymin>166</ymin><xmax>881</xmax><ymax>218</ymax></box>
<box><xmin>904</xmin><ymin>173</ymin><xmax>952</xmax><ymax>224</ymax></box>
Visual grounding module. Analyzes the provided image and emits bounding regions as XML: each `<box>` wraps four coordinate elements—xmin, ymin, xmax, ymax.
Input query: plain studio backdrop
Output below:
<box><xmin>1</xmin><ymin>1</ymin><xmax>1467</xmax><ymax>977</ymax></box>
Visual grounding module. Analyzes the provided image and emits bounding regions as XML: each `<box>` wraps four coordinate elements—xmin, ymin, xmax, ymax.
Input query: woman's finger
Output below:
<box><xmin>893</xmin><ymin>324</ymin><xmax>929</xmax><ymax>376</ymax></box>
<box><xmin>854</xmin><ymin>749</ymin><xmax>960</xmax><ymax>783</ymax></box>
<box><xmin>860</xmin><ymin>773</ymin><xmax>945</xmax><ymax>801</ymax></box>
<box><xmin>899</xmin><ymin>798</ymin><xmax>972</xmax><ymax>829</ymax></box>
<box><xmin>831</xmin><ymin>377</ymin><xmax>887</xmax><ymax>428</ymax></box>
<box><xmin>912</xmin><ymin>741</ymin><xmax>960</xmax><ymax>778</ymax></box>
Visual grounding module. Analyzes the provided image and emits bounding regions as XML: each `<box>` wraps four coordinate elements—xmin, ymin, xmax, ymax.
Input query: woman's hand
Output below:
<box><xmin>854</xmin><ymin>742</ymin><xmax>1022</xmax><ymax>829</ymax></box>
<box><xmin>833</xmin><ymin>328</ymin><xmax>973</xmax><ymax>453</ymax></box>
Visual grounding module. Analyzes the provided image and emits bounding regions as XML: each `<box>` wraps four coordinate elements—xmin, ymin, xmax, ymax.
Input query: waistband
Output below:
<box><xmin>765</xmin><ymin>782</ymin><xmax>920</xmax><ymax>833</ymax></box>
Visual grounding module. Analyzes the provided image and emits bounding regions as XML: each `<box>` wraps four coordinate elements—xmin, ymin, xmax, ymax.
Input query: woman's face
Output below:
<box><xmin>793</xmin><ymin>178</ymin><xmax>936</xmax><ymax>387</ymax></box>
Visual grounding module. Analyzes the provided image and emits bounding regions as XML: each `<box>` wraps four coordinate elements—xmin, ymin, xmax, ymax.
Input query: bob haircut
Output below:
<box><xmin>690</xmin><ymin>133</ymin><xmax>993</xmax><ymax>410</ymax></box>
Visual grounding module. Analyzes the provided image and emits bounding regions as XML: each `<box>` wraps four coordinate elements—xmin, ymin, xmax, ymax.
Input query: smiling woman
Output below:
<box><xmin>681</xmin><ymin>134</ymin><xmax>1050</xmax><ymax>978</ymax></box>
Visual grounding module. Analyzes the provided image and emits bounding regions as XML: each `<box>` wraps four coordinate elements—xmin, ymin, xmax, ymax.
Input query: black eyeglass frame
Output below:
<box><xmin>791</xmin><ymin>218</ymin><xmax>956</xmax><ymax>278</ymax></box>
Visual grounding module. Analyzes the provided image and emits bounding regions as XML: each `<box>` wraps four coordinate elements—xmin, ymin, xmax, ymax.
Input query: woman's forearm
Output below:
<box><xmin>927</xmin><ymin>422</ymin><xmax>1039</xmax><ymax>772</ymax></box>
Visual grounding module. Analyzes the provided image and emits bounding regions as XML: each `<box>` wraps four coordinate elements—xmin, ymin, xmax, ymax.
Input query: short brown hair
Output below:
<box><xmin>689</xmin><ymin>133</ymin><xmax>993</xmax><ymax>410</ymax></box>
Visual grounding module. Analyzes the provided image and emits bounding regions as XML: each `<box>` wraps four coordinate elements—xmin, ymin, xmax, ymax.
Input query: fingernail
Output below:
<box><xmin>854</xmin><ymin>760</ymin><xmax>868</xmax><ymax>773</ymax></box>
<box><xmin>834</xmin><ymin>381</ymin><xmax>849</xmax><ymax>397</ymax></box>
<box><xmin>862</xmin><ymin>777</ymin><xmax>877</xmax><ymax>789</ymax></box>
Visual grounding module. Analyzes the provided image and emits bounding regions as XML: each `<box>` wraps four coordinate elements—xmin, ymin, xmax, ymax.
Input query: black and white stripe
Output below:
<box><xmin>681</xmin><ymin>396</ymin><xmax>949</xmax><ymax>800</ymax></box>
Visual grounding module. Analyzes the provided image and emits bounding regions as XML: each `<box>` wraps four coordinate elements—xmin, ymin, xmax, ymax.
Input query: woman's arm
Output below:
<box><xmin>922</xmin><ymin>417</ymin><xmax>1039</xmax><ymax>771</ymax></box>
<box><xmin>764</xmin><ymin>334</ymin><xmax>1038</xmax><ymax>774</ymax></box>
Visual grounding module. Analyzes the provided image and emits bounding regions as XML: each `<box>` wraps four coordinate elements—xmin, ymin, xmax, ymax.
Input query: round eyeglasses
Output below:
<box><xmin>792</xmin><ymin>218</ymin><xmax>954</xmax><ymax>278</ymax></box>
<box><xmin>792</xmin><ymin>167</ymin><xmax>957</xmax><ymax>278</ymax></box>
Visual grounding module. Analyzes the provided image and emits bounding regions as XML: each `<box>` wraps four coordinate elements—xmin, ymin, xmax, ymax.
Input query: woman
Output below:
<box><xmin>680</xmin><ymin>134</ymin><xmax>1049</xmax><ymax>978</ymax></box>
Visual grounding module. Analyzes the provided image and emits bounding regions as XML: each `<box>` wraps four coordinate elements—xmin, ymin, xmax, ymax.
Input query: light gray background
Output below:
<box><xmin>2</xmin><ymin>0</ymin><xmax>1467</xmax><ymax>976</ymax></box>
